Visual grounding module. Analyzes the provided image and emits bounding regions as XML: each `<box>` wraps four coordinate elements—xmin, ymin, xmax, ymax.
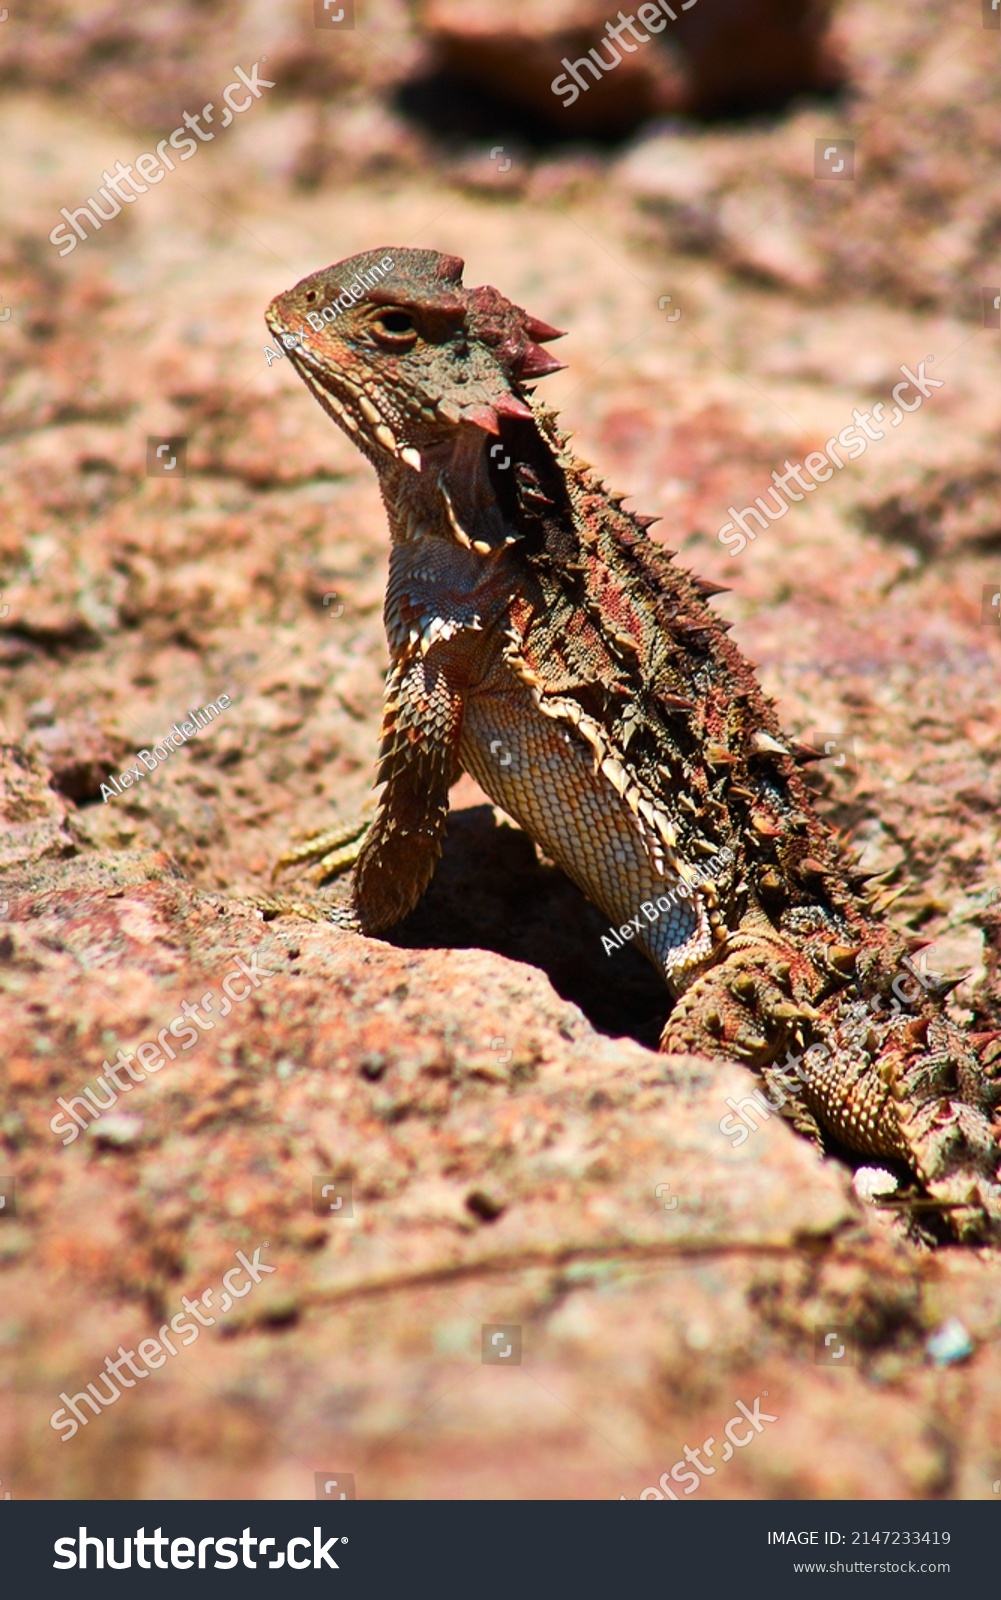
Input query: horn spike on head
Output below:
<box><xmin>516</xmin><ymin>343</ymin><xmax>567</xmax><ymax>379</ymax></box>
<box><xmin>460</xmin><ymin>403</ymin><xmax>501</xmax><ymax>435</ymax></box>
<box><xmin>523</xmin><ymin>315</ymin><xmax>566</xmax><ymax>343</ymax></box>
<box><xmin>494</xmin><ymin>393</ymin><xmax>536</xmax><ymax>420</ymax></box>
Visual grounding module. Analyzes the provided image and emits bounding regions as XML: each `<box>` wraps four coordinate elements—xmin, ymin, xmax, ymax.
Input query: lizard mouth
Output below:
<box><xmin>264</xmin><ymin>302</ymin><xmax>422</xmax><ymax>473</ymax></box>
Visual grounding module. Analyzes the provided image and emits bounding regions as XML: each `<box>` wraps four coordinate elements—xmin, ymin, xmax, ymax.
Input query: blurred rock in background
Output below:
<box><xmin>412</xmin><ymin>0</ymin><xmax>844</xmax><ymax>138</ymax></box>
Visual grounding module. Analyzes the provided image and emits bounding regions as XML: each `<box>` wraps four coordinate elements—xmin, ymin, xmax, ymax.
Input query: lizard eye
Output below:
<box><xmin>370</xmin><ymin>308</ymin><xmax>418</xmax><ymax>346</ymax></box>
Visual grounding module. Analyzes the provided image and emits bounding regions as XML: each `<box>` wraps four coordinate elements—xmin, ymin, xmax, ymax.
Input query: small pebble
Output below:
<box><xmin>852</xmin><ymin>1166</ymin><xmax>900</xmax><ymax>1203</ymax></box>
<box><xmin>925</xmin><ymin>1317</ymin><xmax>974</xmax><ymax>1367</ymax></box>
<box><xmin>465</xmin><ymin>1188</ymin><xmax>506</xmax><ymax>1223</ymax></box>
<box><xmin>91</xmin><ymin>1113</ymin><xmax>144</xmax><ymax>1149</ymax></box>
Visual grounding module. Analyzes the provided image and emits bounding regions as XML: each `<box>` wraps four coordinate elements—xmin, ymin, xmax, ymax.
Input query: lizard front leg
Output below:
<box><xmin>273</xmin><ymin>805</ymin><xmax>376</xmax><ymax>884</ymax></box>
<box><xmin>351</xmin><ymin>642</ymin><xmax>465</xmax><ymax>933</ymax></box>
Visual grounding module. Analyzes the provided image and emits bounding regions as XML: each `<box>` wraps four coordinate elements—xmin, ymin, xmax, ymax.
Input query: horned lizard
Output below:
<box><xmin>264</xmin><ymin>247</ymin><xmax>1001</xmax><ymax>1241</ymax></box>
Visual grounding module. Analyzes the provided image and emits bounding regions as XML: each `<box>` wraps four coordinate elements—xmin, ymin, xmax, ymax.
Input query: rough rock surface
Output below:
<box><xmin>1</xmin><ymin>0</ymin><xmax>1000</xmax><ymax>1501</ymax></box>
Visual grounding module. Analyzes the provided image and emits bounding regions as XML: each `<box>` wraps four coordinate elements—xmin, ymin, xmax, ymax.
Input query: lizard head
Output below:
<box><xmin>265</xmin><ymin>247</ymin><xmax>564</xmax><ymax>475</ymax></box>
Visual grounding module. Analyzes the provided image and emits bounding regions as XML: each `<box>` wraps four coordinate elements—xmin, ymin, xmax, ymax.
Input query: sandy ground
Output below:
<box><xmin>1</xmin><ymin>0</ymin><xmax>1000</xmax><ymax>1499</ymax></box>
